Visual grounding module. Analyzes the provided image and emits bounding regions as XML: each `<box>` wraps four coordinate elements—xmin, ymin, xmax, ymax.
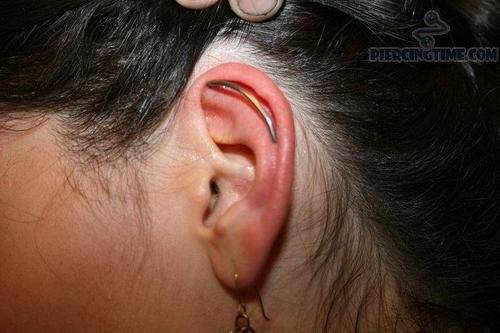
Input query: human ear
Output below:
<box><xmin>178</xmin><ymin>63</ymin><xmax>295</xmax><ymax>289</ymax></box>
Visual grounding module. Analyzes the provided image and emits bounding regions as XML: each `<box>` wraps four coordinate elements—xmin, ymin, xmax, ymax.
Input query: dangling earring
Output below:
<box><xmin>230</xmin><ymin>302</ymin><xmax>254</xmax><ymax>333</ymax></box>
<box><xmin>230</xmin><ymin>274</ymin><xmax>270</xmax><ymax>333</ymax></box>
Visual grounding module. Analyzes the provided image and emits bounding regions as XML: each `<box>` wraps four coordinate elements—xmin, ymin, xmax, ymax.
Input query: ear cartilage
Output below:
<box><xmin>207</xmin><ymin>80</ymin><xmax>278</xmax><ymax>143</ymax></box>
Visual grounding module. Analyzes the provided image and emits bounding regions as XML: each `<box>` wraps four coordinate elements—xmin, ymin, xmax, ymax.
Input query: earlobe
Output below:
<box><xmin>184</xmin><ymin>63</ymin><xmax>295</xmax><ymax>290</ymax></box>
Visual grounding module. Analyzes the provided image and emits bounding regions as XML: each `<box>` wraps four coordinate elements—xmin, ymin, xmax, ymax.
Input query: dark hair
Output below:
<box><xmin>1</xmin><ymin>0</ymin><xmax>499</xmax><ymax>331</ymax></box>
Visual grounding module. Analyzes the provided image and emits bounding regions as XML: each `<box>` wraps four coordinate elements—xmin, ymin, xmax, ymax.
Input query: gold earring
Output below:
<box><xmin>229</xmin><ymin>274</ymin><xmax>270</xmax><ymax>333</ymax></box>
<box><xmin>230</xmin><ymin>303</ymin><xmax>254</xmax><ymax>333</ymax></box>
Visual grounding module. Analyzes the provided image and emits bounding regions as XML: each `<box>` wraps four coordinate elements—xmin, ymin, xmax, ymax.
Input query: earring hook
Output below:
<box><xmin>254</xmin><ymin>285</ymin><xmax>270</xmax><ymax>321</ymax></box>
<box><xmin>234</xmin><ymin>274</ymin><xmax>271</xmax><ymax>322</ymax></box>
<box><xmin>207</xmin><ymin>80</ymin><xmax>278</xmax><ymax>143</ymax></box>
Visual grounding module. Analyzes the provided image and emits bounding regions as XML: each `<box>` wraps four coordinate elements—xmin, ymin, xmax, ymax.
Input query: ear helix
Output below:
<box><xmin>206</xmin><ymin>81</ymin><xmax>278</xmax><ymax>143</ymax></box>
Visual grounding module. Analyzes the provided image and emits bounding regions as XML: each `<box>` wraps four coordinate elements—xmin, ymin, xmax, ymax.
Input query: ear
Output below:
<box><xmin>180</xmin><ymin>63</ymin><xmax>295</xmax><ymax>290</ymax></box>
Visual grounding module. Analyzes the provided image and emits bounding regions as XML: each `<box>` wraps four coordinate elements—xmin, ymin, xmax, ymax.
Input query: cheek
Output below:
<box><xmin>0</xmin><ymin>197</ymin><xmax>141</xmax><ymax>331</ymax></box>
<box><xmin>0</xmin><ymin>125</ymin><xmax>209</xmax><ymax>332</ymax></box>
<box><xmin>0</xmin><ymin>184</ymin><xmax>196</xmax><ymax>332</ymax></box>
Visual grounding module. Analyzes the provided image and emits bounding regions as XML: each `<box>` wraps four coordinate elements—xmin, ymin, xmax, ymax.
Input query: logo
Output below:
<box><xmin>369</xmin><ymin>10</ymin><xmax>499</xmax><ymax>63</ymax></box>
<box><xmin>412</xmin><ymin>10</ymin><xmax>450</xmax><ymax>50</ymax></box>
